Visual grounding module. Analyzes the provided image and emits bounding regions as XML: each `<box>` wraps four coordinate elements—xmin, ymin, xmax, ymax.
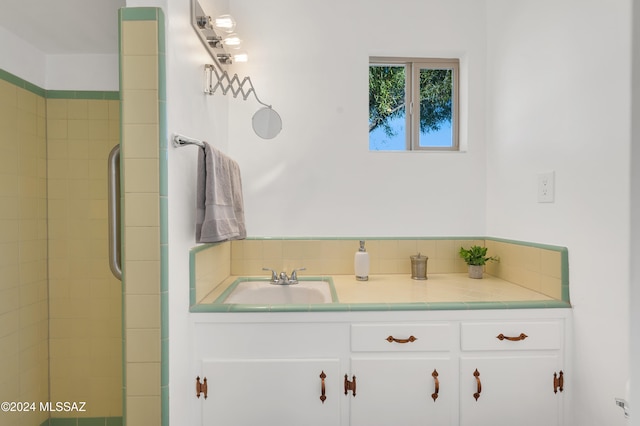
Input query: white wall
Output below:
<box><xmin>0</xmin><ymin>25</ymin><xmax>47</xmax><ymax>87</ymax></box>
<box><xmin>0</xmin><ymin>25</ymin><xmax>119</xmax><ymax>91</ymax></box>
<box><xmin>161</xmin><ymin>0</ymin><xmax>231</xmax><ymax>423</ymax></box>
<box><xmin>46</xmin><ymin>54</ymin><xmax>119</xmax><ymax>91</ymax></box>
<box><xmin>0</xmin><ymin>2</ymin><xmax>120</xmax><ymax>90</ymax></box>
<box><xmin>485</xmin><ymin>1</ymin><xmax>631</xmax><ymax>424</ymax></box>
<box><xmin>631</xmin><ymin>2</ymin><xmax>640</xmax><ymax>424</ymax></box>
<box><xmin>226</xmin><ymin>0</ymin><xmax>488</xmax><ymax>237</ymax></box>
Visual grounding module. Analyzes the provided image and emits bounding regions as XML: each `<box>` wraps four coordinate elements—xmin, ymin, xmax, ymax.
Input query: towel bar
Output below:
<box><xmin>173</xmin><ymin>134</ymin><xmax>205</xmax><ymax>149</ymax></box>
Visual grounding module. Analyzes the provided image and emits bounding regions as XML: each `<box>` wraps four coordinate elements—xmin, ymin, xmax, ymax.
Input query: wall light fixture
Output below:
<box><xmin>191</xmin><ymin>0</ymin><xmax>282</xmax><ymax>139</ymax></box>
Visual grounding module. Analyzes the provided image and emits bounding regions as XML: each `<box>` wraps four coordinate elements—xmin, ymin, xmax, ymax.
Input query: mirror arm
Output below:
<box><xmin>204</xmin><ymin>64</ymin><xmax>271</xmax><ymax>109</ymax></box>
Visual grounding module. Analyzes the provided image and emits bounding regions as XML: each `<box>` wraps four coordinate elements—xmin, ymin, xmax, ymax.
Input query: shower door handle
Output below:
<box><xmin>108</xmin><ymin>145</ymin><xmax>122</xmax><ymax>280</ymax></box>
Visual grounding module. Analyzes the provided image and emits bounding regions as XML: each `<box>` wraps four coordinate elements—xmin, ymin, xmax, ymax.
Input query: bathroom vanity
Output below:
<box><xmin>191</xmin><ymin>308</ymin><xmax>570</xmax><ymax>426</ymax></box>
<box><xmin>189</xmin><ymin>237</ymin><xmax>571</xmax><ymax>425</ymax></box>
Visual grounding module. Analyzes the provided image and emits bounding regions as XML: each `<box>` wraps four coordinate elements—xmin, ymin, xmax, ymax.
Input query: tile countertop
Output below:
<box><xmin>194</xmin><ymin>273</ymin><xmax>570</xmax><ymax>312</ymax></box>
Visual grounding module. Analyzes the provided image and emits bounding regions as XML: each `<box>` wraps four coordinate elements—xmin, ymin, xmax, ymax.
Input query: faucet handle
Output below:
<box><xmin>290</xmin><ymin>267</ymin><xmax>306</xmax><ymax>282</ymax></box>
<box><xmin>262</xmin><ymin>268</ymin><xmax>278</xmax><ymax>282</ymax></box>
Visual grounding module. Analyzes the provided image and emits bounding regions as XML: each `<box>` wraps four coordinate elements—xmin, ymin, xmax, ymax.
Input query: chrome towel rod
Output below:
<box><xmin>173</xmin><ymin>134</ymin><xmax>205</xmax><ymax>149</ymax></box>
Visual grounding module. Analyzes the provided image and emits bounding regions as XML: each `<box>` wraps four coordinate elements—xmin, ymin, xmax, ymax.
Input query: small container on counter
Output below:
<box><xmin>410</xmin><ymin>253</ymin><xmax>428</xmax><ymax>280</ymax></box>
<box><xmin>355</xmin><ymin>240</ymin><xmax>370</xmax><ymax>281</ymax></box>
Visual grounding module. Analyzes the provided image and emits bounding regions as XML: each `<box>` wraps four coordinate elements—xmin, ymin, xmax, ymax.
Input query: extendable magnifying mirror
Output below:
<box><xmin>252</xmin><ymin>107</ymin><xmax>282</xmax><ymax>139</ymax></box>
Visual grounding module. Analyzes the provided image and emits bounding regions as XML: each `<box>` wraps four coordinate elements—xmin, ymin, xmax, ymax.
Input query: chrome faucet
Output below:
<box><xmin>263</xmin><ymin>267</ymin><xmax>306</xmax><ymax>285</ymax></box>
<box><xmin>289</xmin><ymin>268</ymin><xmax>306</xmax><ymax>284</ymax></box>
<box><xmin>262</xmin><ymin>268</ymin><xmax>278</xmax><ymax>283</ymax></box>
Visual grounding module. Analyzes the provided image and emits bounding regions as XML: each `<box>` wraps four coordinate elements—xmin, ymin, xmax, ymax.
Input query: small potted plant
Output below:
<box><xmin>459</xmin><ymin>245</ymin><xmax>498</xmax><ymax>279</ymax></box>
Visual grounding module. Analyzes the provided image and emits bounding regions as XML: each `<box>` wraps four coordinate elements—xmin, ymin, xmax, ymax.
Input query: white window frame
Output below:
<box><xmin>369</xmin><ymin>57</ymin><xmax>460</xmax><ymax>151</ymax></box>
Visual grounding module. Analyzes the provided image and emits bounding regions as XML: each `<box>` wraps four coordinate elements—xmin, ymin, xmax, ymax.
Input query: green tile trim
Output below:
<box><xmin>155</xmin><ymin>10</ymin><xmax>169</xmax><ymax>426</ymax></box>
<box><xmin>0</xmin><ymin>68</ymin><xmax>46</xmax><ymax>97</ymax></box>
<box><xmin>25</xmin><ymin>81</ymin><xmax>46</xmax><ymax>97</ymax></box>
<box><xmin>120</xmin><ymin>7</ymin><xmax>160</xmax><ymax>21</ymax></box>
<box><xmin>157</xmin><ymin>9</ymin><xmax>166</xmax><ymax>54</ymax></box>
<box><xmin>159</xmin><ymin>146</ymin><xmax>168</xmax><ymax>195</ymax></box>
<box><xmin>210</xmin><ymin>276</ymin><xmax>338</xmax><ymax>305</ymax></box>
<box><xmin>46</xmin><ymin>90</ymin><xmax>120</xmax><ymax>100</ymax></box>
<box><xmin>161</xmin><ymin>385</ymin><xmax>170</xmax><ymax>426</ymax></box>
<box><xmin>0</xmin><ymin>68</ymin><xmax>29</xmax><ymax>87</ymax></box>
<box><xmin>190</xmin><ymin>243</ymin><xmax>222</xmax><ymax>255</ymax></box>
<box><xmin>160</xmin><ymin>198</ymin><xmax>168</xmax><ymax>244</ymax></box>
<box><xmin>191</xmin><ymin>300</ymin><xmax>570</xmax><ymax>313</ymax></box>
<box><xmin>560</xmin><ymin>247</ymin><xmax>570</xmax><ymax>302</ymax></box>
<box><xmin>229</xmin><ymin>304</ymin><xmax>272</xmax><ymax>312</ymax></box>
<box><xmin>189</xmin><ymin>247</ymin><xmax>197</xmax><ymax>307</ymax></box>
<box><xmin>189</xmin><ymin>243</ymin><xmax>227</xmax><ymax>306</ymax></box>
<box><xmin>309</xmin><ymin>303</ymin><xmax>352</xmax><ymax>312</ymax></box>
<box><xmin>484</xmin><ymin>236</ymin><xmax>568</xmax><ymax>252</ymax></box>
<box><xmin>79</xmin><ymin>418</ymin><xmax>111</xmax><ymax>426</ymax></box>
<box><xmin>243</xmin><ymin>236</ymin><xmax>568</xmax><ymax>251</ymax></box>
<box><xmin>49</xmin><ymin>419</ymin><xmax>75</xmax><ymax>426</ymax></box>
<box><xmin>42</xmin><ymin>417</ymin><xmax>123</xmax><ymax>426</ymax></box>
<box><xmin>244</xmin><ymin>236</ymin><xmax>487</xmax><ymax>241</ymax></box>
<box><xmin>190</xmin><ymin>302</ymin><xmax>232</xmax><ymax>313</ymax></box>
<box><xmin>0</xmin><ymin>68</ymin><xmax>118</xmax><ymax>100</ymax></box>
<box><xmin>425</xmin><ymin>302</ymin><xmax>473</xmax><ymax>311</ymax></box>
<box><xmin>118</xmin><ymin>9</ymin><xmax>126</xmax><ymax>415</ymax></box>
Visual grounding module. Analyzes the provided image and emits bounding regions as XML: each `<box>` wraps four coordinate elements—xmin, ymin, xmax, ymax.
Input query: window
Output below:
<box><xmin>369</xmin><ymin>58</ymin><xmax>459</xmax><ymax>151</ymax></box>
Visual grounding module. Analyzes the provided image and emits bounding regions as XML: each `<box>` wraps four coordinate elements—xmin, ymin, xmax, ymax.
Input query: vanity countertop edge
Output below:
<box><xmin>191</xmin><ymin>273</ymin><xmax>571</xmax><ymax>313</ymax></box>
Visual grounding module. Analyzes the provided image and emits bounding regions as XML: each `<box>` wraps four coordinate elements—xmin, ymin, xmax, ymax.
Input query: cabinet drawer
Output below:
<box><xmin>351</xmin><ymin>323</ymin><xmax>452</xmax><ymax>352</ymax></box>
<box><xmin>460</xmin><ymin>321</ymin><xmax>562</xmax><ymax>351</ymax></box>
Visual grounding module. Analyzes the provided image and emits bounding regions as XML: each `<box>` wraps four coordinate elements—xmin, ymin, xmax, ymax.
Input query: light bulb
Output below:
<box><xmin>232</xmin><ymin>51</ymin><xmax>249</xmax><ymax>63</ymax></box>
<box><xmin>213</xmin><ymin>14</ymin><xmax>236</xmax><ymax>33</ymax></box>
<box><xmin>222</xmin><ymin>33</ymin><xmax>242</xmax><ymax>49</ymax></box>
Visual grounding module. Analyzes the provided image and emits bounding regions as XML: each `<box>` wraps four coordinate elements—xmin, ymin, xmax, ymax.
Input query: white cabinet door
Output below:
<box><xmin>200</xmin><ymin>358</ymin><xmax>342</xmax><ymax>426</ymax></box>
<box><xmin>459</xmin><ymin>355</ymin><xmax>563</xmax><ymax>426</ymax></box>
<box><xmin>350</xmin><ymin>356</ymin><xmax>454</xmax><ymax>426</ymax></box>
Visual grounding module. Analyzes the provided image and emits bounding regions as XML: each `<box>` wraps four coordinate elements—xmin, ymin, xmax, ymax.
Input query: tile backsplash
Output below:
<box><xmin>485</xmin><ymin>239</ymin><xmax>564</xmax><ymax>300</ymax></box>
<box><xmin>193</xmin><ymin>237</ymin><xmax>568</xmax><ymax>303</ymax></box>
<box><xmin>229</xmin><ymin>238</ymin><xmax>484</xmax><ymax>276</ymax></box>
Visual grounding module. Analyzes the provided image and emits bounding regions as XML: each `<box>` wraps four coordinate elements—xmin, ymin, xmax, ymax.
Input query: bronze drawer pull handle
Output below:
<box><xmin>386</xmin><ymin>335</ymin><xmax>418</xmax><ymax>344</ymax></box>
<box><xmin>431</xmin><ymin>369</ymin><xmax>439</xmax><ymax>402</ymax></box>
<box><xmin>344</xmin><ymin>374</ymin><xmax>356</xmax><ymax>397</ymax></box>
<box><xmin>473</xmin><ymin>369</ymin><xmax>482</xmax><ymax>401</ymax></box>
<box><xmin>320</xmin><ymin>371</ymin><xmax>327</xmax><ymax>403</ymax></box>
<box><xmin>496</xmin><ymin>333</ymin><xmax>528</xmax><ymax>341</ymax></box>
<box><xmin>554</xmin><ymin>371</ymin><xmax>564</xmax><ymax>393</ymax></box>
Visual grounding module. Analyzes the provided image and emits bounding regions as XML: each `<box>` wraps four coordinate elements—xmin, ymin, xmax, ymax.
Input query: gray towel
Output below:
<box><xmin>196</xmin><ymin>142</ymin><xmax>246</xmax><ymax>243</ymax></box>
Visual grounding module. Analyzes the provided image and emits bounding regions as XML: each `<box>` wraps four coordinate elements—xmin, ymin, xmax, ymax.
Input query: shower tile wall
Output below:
<box><xmin>0</xmin><ymin>77</ymin><xmax>49</xmax><ymax>426</ymax></box>
<box><xmin>47</xmin><ymin>97</ymin><xmax>122</xmax><ymax>418</ymax></box>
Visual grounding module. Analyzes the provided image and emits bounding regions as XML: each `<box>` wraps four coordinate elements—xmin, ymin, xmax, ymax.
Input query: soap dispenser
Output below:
<box><xmin>354</xmin><ymin>240</ymin><xmax>370</xmax><ymax>281</ymax></box>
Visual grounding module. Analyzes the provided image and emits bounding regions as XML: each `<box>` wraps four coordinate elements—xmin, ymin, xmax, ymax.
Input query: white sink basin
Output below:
<box><xmin>223</xmin><ymin>280</ymin><xmax>334</xmax><ymax>304</ymax></box>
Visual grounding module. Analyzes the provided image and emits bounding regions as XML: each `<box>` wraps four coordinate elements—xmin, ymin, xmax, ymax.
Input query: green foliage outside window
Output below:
<box><xmin>369</xmin><ymin>59</ymin><xmax>457</xmax><ymax>150</ymax></box>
